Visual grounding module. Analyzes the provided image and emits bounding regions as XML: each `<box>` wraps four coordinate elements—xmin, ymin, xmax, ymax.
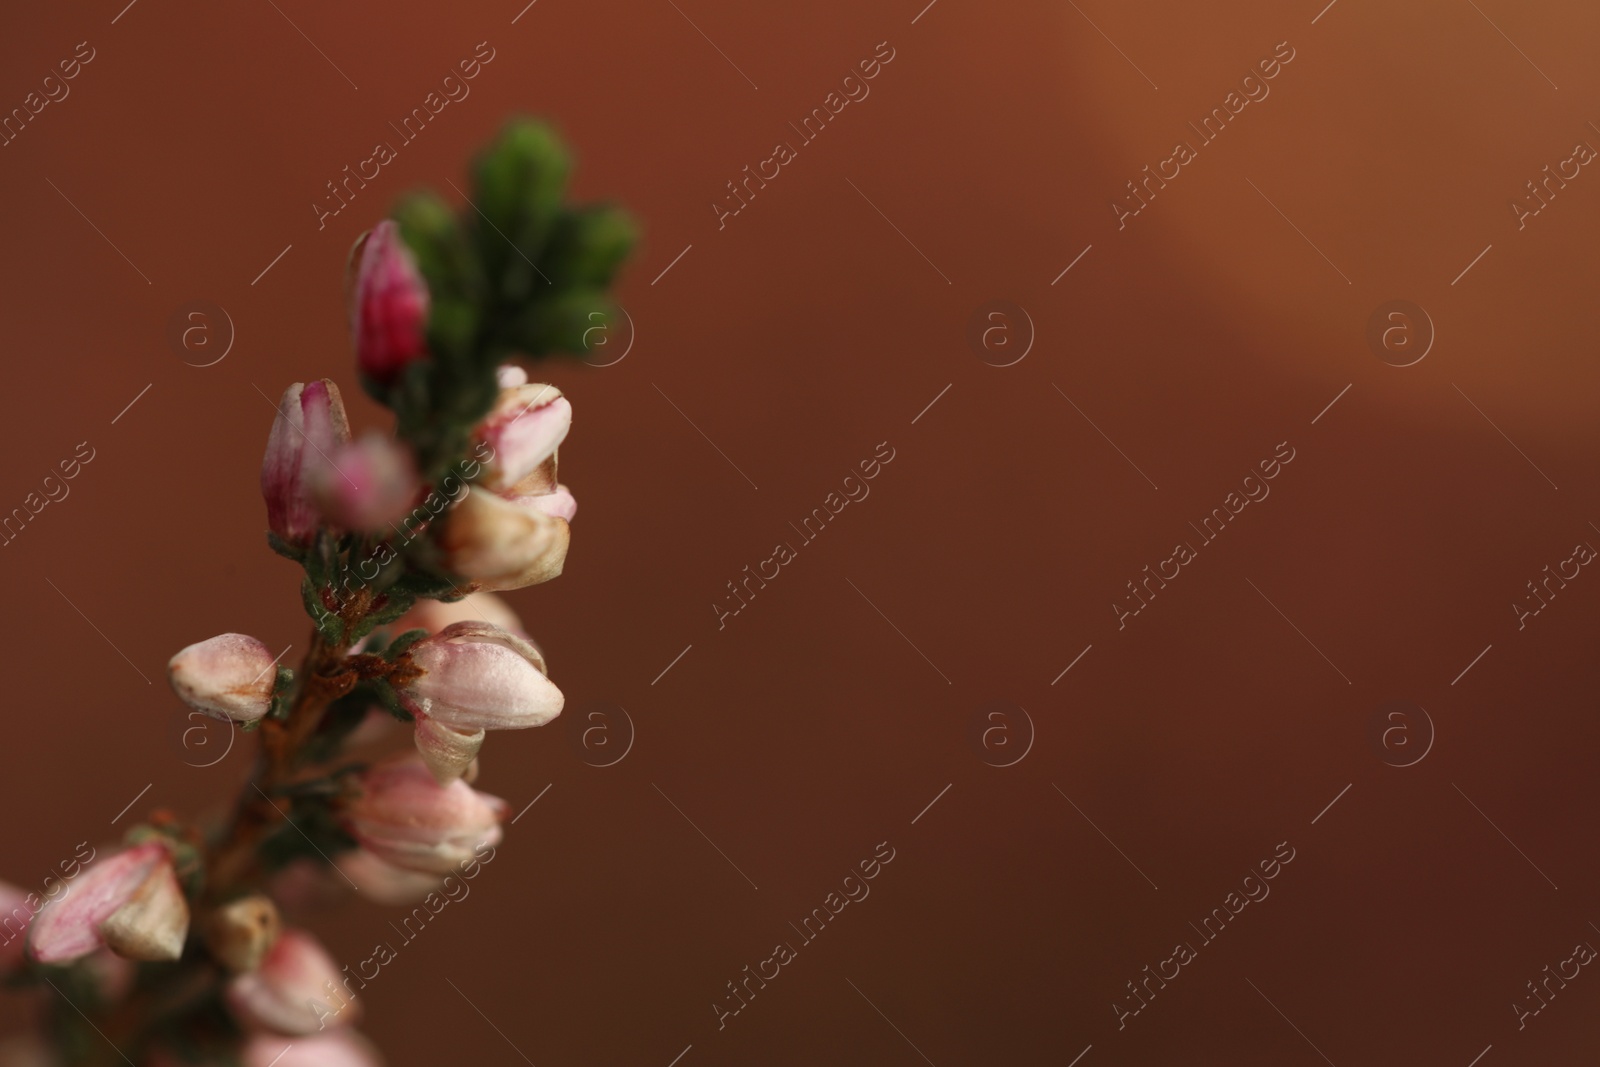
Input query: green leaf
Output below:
<box><xmin>343</xmin><ymin>587</ymin><xmax>416</xmax><ymax>644</ymax></box>
<box><xmin>367</xmin><ymin>676</ymin><xmax>413</xmax><ymax>722</ymax></box>
<box><xmin>265</xmin><ymin>531</ymin><xmax>307</xmax><ymax>564</ymax></box>
<box><xmin>381</xmin><ymin>627</ymin><xmax>430</xmax><ymax>661</ymax></box>
<box><xmin>300</xmin><ymin>578</ymin><xmax>344</xmax><ymax>645</ymax></box>
<box><xmin>510</xmin><ymin>288</ymin><xmax>618</xmax><ymax>356</ymax></box>
<box><xmin>393</xmin><ymin>191</ymin><xmax>481</xmax><ymax>306</ymax></box>
<box><xmin>471</xmin><ymin>120</ymin><xmax>571</xmax><ymax>301</ymax></box>
<box><xmin>539</xmin><ymin>205</ymin><xmax>637</xmax><ymax>290</ymax></box>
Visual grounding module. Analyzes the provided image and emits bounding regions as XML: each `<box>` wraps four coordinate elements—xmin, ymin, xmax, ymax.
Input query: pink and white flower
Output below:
<box><xmin>435</xmin><ymin>487</ymin><xmax>570</xmax><ymax>591</ymax></box>
<box><xmin>400</xmin><ymin>622</ymin><xmax>562</xmax><ymax>732</ymax></box>
<box><xmin>227</xmin><ymin>928</ymin><xmax>354</xmax><ymax>1035</ymax></box>
<box><xmin>243</xmin><ymin>1031</ymin><xmax>382</xmax><ymax>1067</ymax></box>
<box><xmin>398</xmin><ymin>620</ymin><xmax>563</xmax><ymax>783</ymax></box>
<box><xmin>27</xmin><ymin>843</ymin><xmax>189</xmax><ymax>965</ymax></box>
<box><xmin>168</xmin><ymin>633</ymin><xmax>279</xmax><ymax>724</ymax></box>
<box><xmin>261</xmin><ymin>380</ymin><xmax>351</xmax><ymax>546</ymax></box>
<box><xmin>340</xmin><ymin>850</ymin><xmax>445</xmax><ymax>907</ymax></box>
<box><xmin>313</xmin><ymin>434</ymin><xmax>421</xmax><ymax>533</ymax></box>
<box><xmin>472</xmin><ymin>382</ymin><xmax>571</xmax><ymax>493</ymax></box>
<box><xmin>340</xmin><ymin>755</ymin><xmax>506</xmax><ymax>874</ymax></box>
<box><xmin>432</xmin><ymin>374</ymin><xmax>578</xmax><ymax>590</ymax></box>
<box><xmin>350</xmin><ymin>220</ymin><xmax>429</xmax><ymax>385</ymax></box>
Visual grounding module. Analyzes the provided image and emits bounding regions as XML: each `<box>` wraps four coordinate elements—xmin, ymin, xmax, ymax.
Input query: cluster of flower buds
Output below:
<box><xmin>438</xmin><ymin>367</ymin><xmax>576</xmax><ymax>591</ymax></box>
<box><xmin>259</xmin><ymin>366</ymin><xmax>576</xmax><ymax>596</ymax></box>
<box><xmin>0</xmin><ymin>119</ymin><xmax>633</xmax><ymax>1065</ymax></box>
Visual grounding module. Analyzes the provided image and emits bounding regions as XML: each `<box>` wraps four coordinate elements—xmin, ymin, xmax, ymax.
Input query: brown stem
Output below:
<box><xmin>204</xmin><ymin>629</ymin><xmax>349</xmax><ymax>898</ymax></box>
<box><xmin>66</xmin><ymin>590</ymin><xmax>395</xmax><ymax>1064</ymax></box>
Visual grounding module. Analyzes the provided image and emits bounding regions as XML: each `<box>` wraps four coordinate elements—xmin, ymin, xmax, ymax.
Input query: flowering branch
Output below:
<box><xmin>0</xmin><ymin>118</ymin><xmax>632</xmax><ymax>1066</ymax></box>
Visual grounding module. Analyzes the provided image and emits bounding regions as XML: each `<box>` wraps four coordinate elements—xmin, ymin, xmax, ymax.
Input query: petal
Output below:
<box><xmin>27</xmin><ymin>844</ymin><xmax>169</xmax><ymax>965</ymax></box>
<box><xmin>168</xmin><ymin>633</ymin><xmax>277</xmax><ymax>723</ymax></box>
<box><xmin>436</xmin><ymin>488</ymin><xmax>569</xmax><ymax>590</ymax></box>
<box><xmin>414</xmin><ymin>718</ymin><xmax>485</xmax><ymax>785</ymax></box>
<box><xmin>98</xmin><ymin>860</ymin><xmax>189</xmax><ymax>962</ymax></box>
<box><xmin>227</xmin><ymin>928</ymin><xmax>354</xmax><ymax>1035</ymax></box>
<box><xmin>475</xmin><ymin>385</ymin><xmax>570</xmax><ymax>492</ymax></box>
<box><xmin>407</xmin><ymin>623</ymin><xmax>563</xmax><ymax>731</ymax></box>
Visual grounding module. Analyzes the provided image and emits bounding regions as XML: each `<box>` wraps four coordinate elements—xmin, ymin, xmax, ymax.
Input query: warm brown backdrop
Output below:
<box><xmin>4</xmin><ymin>0</ymin><xmax>1600</xmax><ymax>1063</ymax></box>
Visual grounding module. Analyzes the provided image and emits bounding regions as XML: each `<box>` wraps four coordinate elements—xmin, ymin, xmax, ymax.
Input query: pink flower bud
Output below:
<box><xmin>313</xmin><ymin>433</ymin><xmax>422</xmax><ymax>533</ymax></box>
<box><xmin>413</xmin><ymin>717</ymin><xmax>484</xmax><ymax>786</ymax></box>
<box><xmin>435</xmin><ymin>486</ymin><xmax>569</xmax><ymax>591</ymax></box>
<box><xmin>351</xmin><ymin>221</ymin><xmax>429</xmax><ymax>385</ymax></box>
<box><xmin>472</xmin><ymin>383</ymin><xmax>571</xmax><ymax>493</ymax></box>
<box><xmin>227</xmin><ymin>928</ymin><xmax>355</xmax><ymax>1035</ymax></box>
<box><xmin>168</xmin><ymin>634</ymin><xmax>278</xmax><ymax>723</ymax></box>
<box><xmin>27</xmin><ymin>843</ymin><xmax>189</xmax><ymax>965</ymax></box>
<box><xmin>341</xmin><ymin>755</ymin><xmax>507</xmax><ymax>874</ymax></box>
<box><xmin>400</xmin><ymin>621</ymin><xmax>562</xmax><ymax>733</ymax></box>
<box><xmin>98</xmin><ymin>859</ymin><xmax>188</xmax><ymax>962</ymax></box>
<box><xmin>243</xmin><ymin>1031</ymin><xmax>382</xmax><ymax>1067</ymax></box>
<box><xmin>510</xmin><ymin>485</ymin><xmax>577</xmax><ymax>523</ymax></box>
<box><xmin>340</xmin><ymin>850</ymin><xmax>444</xmax><ymax>906</ymax></box>
<box><xmin>501</xmin><ymin>435</ymin><xmax>577</xmax><ymax>523</ymax></box>
<box><xmin>261</xmin><ymin>380</ymin><xmax>351</xmax><ymax>546</ymax></box>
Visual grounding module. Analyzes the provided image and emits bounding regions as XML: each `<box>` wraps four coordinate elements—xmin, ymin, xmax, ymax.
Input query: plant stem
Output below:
<box><xmin>205</xmin><ymin>625</ymin><xmax>353</xmax><ymax>899</ymax></box>
<box><xmin>76</xmin><ymin>593</ymin><xmax>384</xmax><ymax>1063</ymax></box>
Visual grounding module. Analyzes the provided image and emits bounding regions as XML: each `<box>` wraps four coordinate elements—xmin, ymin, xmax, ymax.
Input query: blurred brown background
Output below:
<box><xmin>4</xmin><ymin>0</ymin><xmax>1600</xmax><ymax>1062</ymax></box>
